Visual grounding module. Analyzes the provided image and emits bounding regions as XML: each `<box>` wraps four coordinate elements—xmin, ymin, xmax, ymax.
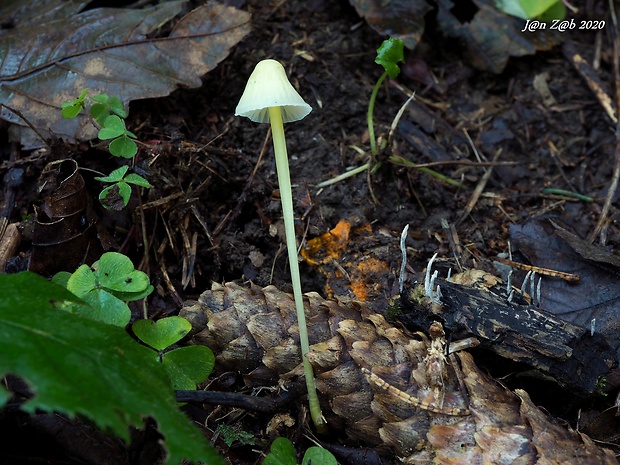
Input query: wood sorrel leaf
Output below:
<box><xmin>109</xmin><ymin>135</ymin><xmax>138</xmax><ymax>158</ymax></box>
<box><xmin>94</xmin><ymin>166</ymin><xmax>129</xmax><ymax>183</ymax></box>
<box><xmin>94</xmin><ymin>252</ymin><xmax>150</xmax><ymax>294</ymax></box>
<box><xmin>162</xmin><ymin>346</ymin><xmax>215</xmax><ymax>390</ymax></box>
<box><xmin>133</xmin><ymin>316</ymin><xmax>192</xmax><ymax>351</ymax></box>
<box><xmin>98</xmin><ymin>115</ymin><xmax>126</xmax><ymax>140</ymax></box>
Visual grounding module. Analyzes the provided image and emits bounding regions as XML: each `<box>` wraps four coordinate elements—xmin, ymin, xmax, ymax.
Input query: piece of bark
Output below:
<box><xmin>180</xmin><ymin>282</ymin><xmax>618</xmax><ymax>464</ymax></box>
<box><xmin>396</xmin><ymin>269</ymin><xmax>617</xmax><ymax>395</ymax></box>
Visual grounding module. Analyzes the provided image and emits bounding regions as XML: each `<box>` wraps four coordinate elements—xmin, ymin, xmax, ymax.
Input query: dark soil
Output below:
<box><xmin>2</xmin><ymin>0</ymin><xmax>620</xmax><ymax>463</ymax></box>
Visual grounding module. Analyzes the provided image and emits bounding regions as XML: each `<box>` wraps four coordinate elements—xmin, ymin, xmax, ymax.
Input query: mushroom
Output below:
<box><xmin>235</xmin><ymin>59</ymin><xmax>326</xmax><ymax>432</ymax></box>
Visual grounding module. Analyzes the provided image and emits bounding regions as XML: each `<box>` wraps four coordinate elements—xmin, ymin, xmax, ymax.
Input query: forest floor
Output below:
<box><xmin>2</xmin><ymin>0</ymin><xmax>620</xmax><ymax>463</ymax></box>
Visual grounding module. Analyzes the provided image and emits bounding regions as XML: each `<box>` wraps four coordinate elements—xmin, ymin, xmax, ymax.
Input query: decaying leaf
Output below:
<box><xmin>28</xmin><ymin>159</ymin><xmax>98</xmax><ymax>276</ymax></box>
<box><xmin>509</xmin><ymin>218</ymin><xmax>620</xmax><ymax>356</ymax></box>
<box><xmin>436</xmin><ymin>0</ymin><xmax>537</xmax><ymax>74</ymax></box>
<box><xmin>0</xmin><ymin>0</ymin><xmax>251</xmax><ymax>148</ymax></box>
<box><xmin>180</xmin><ymin>281</ymin><xmax>618</xmax><ymax>463</ymax></box>
<box><xmin>348</xmin><ymin>0</ymin><xmax>431</xmax><ymax>50</ymax></box>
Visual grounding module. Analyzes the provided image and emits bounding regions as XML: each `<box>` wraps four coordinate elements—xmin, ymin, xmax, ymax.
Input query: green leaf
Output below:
<box><xmin>109</xmin><ymin>96</ymin><xmax>127</xmax><ymax>118</ymax></box>
<box><xmin>109</xmin><ymin>135</ymin><xmax>138</xmax><ymax>158</ymax></box>
<box><xmin>61</xmin><ymin>88</ymin><xmax>89</xmax><ymax>119</ymax></box>
<box><xmin>61</xmin><ymin>103</ymin><xmax>84</xmax><ymax>119</ymax></box>
<box><xmin>111</xmin><ymin>285</ymin><xmax>154</xmax><ymax>302</ymax></box>
<box><xmin>66</xmin><ymin>264</ymin><xmax>97</xmax><ymax>296</ymax></box>
<box><xmin>375</xmin><ymin>38</ymin><xmax>405</xmax><ymax>79</ymax></box>
<box><xmin>74</xmin><ymin>287</ymin><xmax>131</xmax><ymax>327</ymax></box>
<box><xmin>92</xmin><ymin>94</ymin><xmax>110</xmax><ymax>104</ymax></box>
<box><xmin>0</xmin><ymin>272</ymin><xmax>224</xmax><ymax>465</ymax></box>
<box><xmin>98</xmin><ymin>184</ymin><xmax>116</xmax><ymax>204</ymax></box>
<box><xmin>263</xmin><ymin>437</ymin><xmax>297</xmax><ymax>465</ymax></box>
<box><xmin>94</xmin><ymin>165</ymin><xmax>130</xmax><ymax>183</ymax></box>
<box><xmin>117</xmin><ymin>181</ymin><xmax>132</xmax><ymax>207</ymax></box>
<box><xmin>99</xmin><ymin>115</ymin><xmax>126</xmax><ymax>140</ymax></box>
<box><xmin>51</xmin><ymin>271</ymin><xmax>72</xmax><ymax>288</ymax></box>
<box><xmin>124</xmin><ymin>173</ymin><xmax>152</xmax><ymax>188</ymax></box>
<box><xmin>539</xmin><ymin>1</ymin><xmax>565</xmax><ymax>21</ymax></box>
<box><xmin>494</xmin><ymin>0</ymin><xmax>562</xmax><ymax>19</ymax></box>
<box><xmin>95</xmin><ymin>252</ymin><xmax>150</xmax><ymax>294</ymax></box>
<box><xmin>162</xmin><ymin>346</ymin><xmax>215</xmax><ymax>390</ymax></box>
<box><xmin>302</xmin><ymin>447</ymin><xmax>338</xmax><ymax>465</ymax></box>
<box><xmin>133</xmin><ymin>317</ymin><xmax>192</xmax><ymax>351</ymax></box>
<box><xmin>91</xmin><ymin>102</ymin><xmax>110</xmax><ymax>127</ymax></box>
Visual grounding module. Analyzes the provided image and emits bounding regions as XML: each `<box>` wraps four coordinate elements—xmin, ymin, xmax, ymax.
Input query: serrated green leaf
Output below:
<box><xmin>0</xmin><ymin>272</ymin><xmax>225</xmax><ymax>465</ymax></box>
<box><xmin>162</xmin><ymin>346</ymin><xmax>215</xmax><ymax>390</ymax></box>
<box><xmin>95</xmin><ymin>165</ymin><xmax>130</xmax><ymax>183</ymax></box>
<box><xmin>263</xmin><ymin>437</ymin><xmax>297</xmax><ymax>465</ymax></box>
<box><xmin>124</xmin><ymin>173</ymin><xmax>152</xmax><ymax>188</ymax></box>
<box><xmin>375</xmin><ymin>38</ymin><xmax>404</xmax><ymax>79</ymax></box>
<box><xmin>99</xmin><ymin>115</ymin><xmax>126</xmax><ymax>140</ymax></box>
<box><xmin>133</xmin><ymin>317</ymin><xmax>192</xmax><ymax>351</ymax></box>
<box><xmin>96</xmin><ymin>252</ymin><xmax>150</xmax><ymax>294</ymax></box>
<box><xmin>109</xmin><ymin>135</ymin><xmax>138</xmax><ymax>158</ymax></box>
<box><xmin>302</xmin><ymin>447</ymin><xmax>338</xmax><ymax>465</ymax></box>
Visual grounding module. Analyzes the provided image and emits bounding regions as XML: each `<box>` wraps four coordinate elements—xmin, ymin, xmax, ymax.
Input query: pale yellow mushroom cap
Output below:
<box><xmin>235</xmin><ymin>59</ymin><xmax>312</xmax><ymax>123</ymax></box>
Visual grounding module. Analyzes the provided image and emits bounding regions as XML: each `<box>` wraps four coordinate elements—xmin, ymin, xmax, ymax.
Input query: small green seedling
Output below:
<box><xmin>61</xmin><ymin>88</ymin><xmax>89</xmax><ymax>119</ymax></box>
<box><xmin>262</xmin><ymin>437</ymin><xmax>338</xmax><ymax>465</ymax></box>
<box><xmin>62</xmin><ymin>89</ymin><xmax>138</xmax><ymax>158</ymax></box>
<box><xmin>90</xmin><ymin>93</ymin><xmax>128</xmax><ymax>126</ymax></box>
<box><xmin>236</xmin><ymin>60</ymin><xmax>326</xmax><ymax>432</ymax></box>
<box><xmin>94</xmin><ymin>165</ymin><xmax>152</xmax><ymax>210</ymax></box>
<box><xmin>62</xmin><ymin>90</ymin><xmax>149</xmax><ymax>208</ymax></box>
<box><xmin>368</xmin><ymin>38</ymin><xmax>405</xmax><ymax>159</ymax></box>
<box><xmin>133</xmin><ymin>316</ymin><xmax>215</xmax><ymax>390</ymax></box>
<box><xmin>52</xmin><ymin>252</ymin><xmax>153</xmax><ymax>327</ymax></box>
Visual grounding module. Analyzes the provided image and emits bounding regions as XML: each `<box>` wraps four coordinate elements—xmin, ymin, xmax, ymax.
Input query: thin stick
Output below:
<box><xmin>588</xmin><ymin>2</ymin><xmax>620</xmax><ymax>242</ymax></box>
<box><xmin>361</xmin><ymin>368</ymin><xmax>470</xmax><ymax>416</ymax></box>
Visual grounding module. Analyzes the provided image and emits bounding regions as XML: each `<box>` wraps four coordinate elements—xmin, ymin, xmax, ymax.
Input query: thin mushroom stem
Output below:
<box><xmin>268</xmin><ymin>106</ymin><xmax>327</xmax><ymax>433</ymax></box>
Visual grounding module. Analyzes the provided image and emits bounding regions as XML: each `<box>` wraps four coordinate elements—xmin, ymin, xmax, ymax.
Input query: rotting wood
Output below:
<box><xmin>180</xmin><ymin>281</ymin><xmax>619</xmax><ymax>464</ymax></box>
<box><xmin>396</xmin><ymin>268</ymin><xmax>617</xmax><ymax>395</ymax></box>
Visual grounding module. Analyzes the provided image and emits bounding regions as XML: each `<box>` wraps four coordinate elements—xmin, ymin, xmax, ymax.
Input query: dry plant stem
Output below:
<box><xmin>589</xmin><ymin>1</ymin><xmax>620</xmax><ymax>243</ymax></box>
<box><xmin>268</xmin><ymin>106</ymin><xmax>327</xmax><ymax>433</ymax></box>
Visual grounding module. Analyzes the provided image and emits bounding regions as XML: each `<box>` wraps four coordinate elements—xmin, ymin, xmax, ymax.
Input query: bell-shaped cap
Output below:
<box><xmin>235</xmin><ymin>59</ymin><xmax>312</xmax><ymax>123</ymax></box>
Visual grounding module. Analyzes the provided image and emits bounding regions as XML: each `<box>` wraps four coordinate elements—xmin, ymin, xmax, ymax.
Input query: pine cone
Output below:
<box><xmin>180</xmin><ymin>282</ymin><xmax>618</xmax><ymax>464</ymax></box>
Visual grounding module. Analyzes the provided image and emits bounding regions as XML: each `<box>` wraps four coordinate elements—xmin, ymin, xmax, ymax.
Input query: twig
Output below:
<box><xmin>588</xmin><ymin>1</ymin><xmax>620</xmax><ymax>242</ymax></box>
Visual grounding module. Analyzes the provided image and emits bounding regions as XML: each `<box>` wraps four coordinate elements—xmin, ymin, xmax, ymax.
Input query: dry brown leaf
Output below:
<box><xmin>0</xmin><ymin>0</ymin><xmax>251</xmax><ymax>148</ymax></box>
